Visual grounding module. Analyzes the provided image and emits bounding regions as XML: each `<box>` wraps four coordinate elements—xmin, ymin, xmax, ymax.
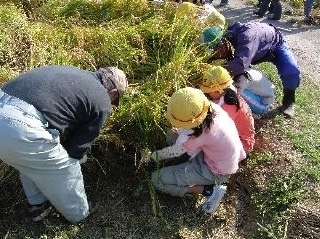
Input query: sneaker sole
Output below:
<box><xmin>202</xmin><ymin>186</ymin><xmax>227</xmax><ymax>214</ymax></box>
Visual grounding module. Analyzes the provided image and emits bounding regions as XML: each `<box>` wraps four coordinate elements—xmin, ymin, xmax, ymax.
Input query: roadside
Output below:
<box><xmin>216</xmin><ymin>0</ymin><xmax>320</xmax><ymax>83</ymax></box>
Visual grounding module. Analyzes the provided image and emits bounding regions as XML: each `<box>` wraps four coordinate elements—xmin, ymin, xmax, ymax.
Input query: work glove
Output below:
<box><xmin>151</xmin><ymin>145</ymin><xmax>186</xmax><ymax>161</ymax></box>
<box><xmin>79</xmin><ymin>154</ymin><xmax>88</xmax><ymax>164</ymax></box>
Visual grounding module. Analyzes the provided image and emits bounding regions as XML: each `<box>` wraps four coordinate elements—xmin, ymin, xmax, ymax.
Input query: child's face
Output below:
<box><xmin>208</xmin><ymin>91</ymin><xmax>222</xmax><ymax>100</ymax></box>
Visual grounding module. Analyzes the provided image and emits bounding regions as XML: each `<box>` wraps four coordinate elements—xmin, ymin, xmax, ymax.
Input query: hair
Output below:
<box><xmin>224</xmin><ymin>88</ymin><xmax>240</xmax><ymax>111</ymax></box>
<box><xmin>207</xmin><ymin>38</ymin><xmax>234</xmax><ymax>63</ymax></box>
<box><xmin>221</xmin><ymin>39</ymin><xmax>234</xmax><ymax>61</ymax></box>
<box><xmin>189</xmin><ymin>107</ymin><xmax>215</xmax><ymax>137</ymax></box>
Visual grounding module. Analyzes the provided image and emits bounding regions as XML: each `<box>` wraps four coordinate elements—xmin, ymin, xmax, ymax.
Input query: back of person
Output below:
<box><xmin>221</xmin><ymin>94</ymin><xmax>255</xmax><ymax>154</ymax></box>
<box><xmin>2</xmin><ymin>65</ymin><xmax>111</xmax><ymax>159</ymax></box>
<box><xmin>183</xmin><ymin>102</ymin><xmax>246</xmax><ymax>174</ymax></box>
<box><xmin>226</xmin><ymin>22</ymin><xmax>282</xmax><ymax>68</ymax></box>
<box><xmin>235</xmin><ymin>67</ymin><xmax>275</xmax><ymax>105</ymax></box>
<box><xmin>200</xmin><ymin>65</ymin><xmax>255</xmax><ymax>154</ymax></box>
<box><xmin>2</xmin><ymin>65</ymin><xmax>110</xmax><ymax>133</ymax></box>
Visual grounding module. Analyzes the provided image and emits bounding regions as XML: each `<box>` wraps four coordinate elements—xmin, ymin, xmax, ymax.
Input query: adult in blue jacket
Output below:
<box><xmin>0</xmin><ymin>65</ymin><xmax>128</xmax><ymax>222</ymax></box>
<box><xmin>201</xmin><ymin>22</ymin><xmax>300</xmax><ymax>118</ymax></box>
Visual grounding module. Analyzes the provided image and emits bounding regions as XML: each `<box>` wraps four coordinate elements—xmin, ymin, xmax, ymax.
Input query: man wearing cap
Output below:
<box><xmin>0</xmin><ymin>65</ymin><xmax>128</xmax><ymax>222</ymax></box>
<box><xmin>200</xmin><ymin>22</ymin><xmax>301</xmax><ymax>118</ymax></box>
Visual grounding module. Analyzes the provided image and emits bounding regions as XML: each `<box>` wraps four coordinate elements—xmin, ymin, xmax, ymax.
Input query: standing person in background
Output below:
<box><xmin>0</xmin><ymin>65</ymin><xmax>128</xmax><ymax>222</ymax></box>
<box><xmin>233</xmin><ymin>66</ymin><xmax>276</xmax><ymax>117</ymax></box>
<box><xmin>151</xmin><ymin>87</ymin><xmax>246</xmax><ymax>215</ymax></box>
<box><xmin>200</xmin><ymin>22</ymin><xmax>301</xmax><ymax>118</ymax></box>
<box><xmin>253</xmin><ymin>0</ymin><xmax>282</xmax><ymax>20</ymax></box>
<box><xmin>304</xmin><ymin>0</ymin><xmax>315</xmax><ymax>23</ymax></box>
<box><xmin>200</xmin><ymin>66</ymin><xmax>255</xmax><ymax>154</ymax></box>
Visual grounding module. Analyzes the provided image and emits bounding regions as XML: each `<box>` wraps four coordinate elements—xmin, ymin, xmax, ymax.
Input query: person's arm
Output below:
<box><xmin>64</xmin><ymin>110</ymin><xmax>110</xmax><ymax>159</ymax></box>
<box><xmin>151</xmin><ymin>145</ymin><xmax>187</xmax><ymax>161</ymax></box>
<box><xmin>226</xmin><ymin>31</ymin><xmax>259</xmax><ymax>76</ymax></box>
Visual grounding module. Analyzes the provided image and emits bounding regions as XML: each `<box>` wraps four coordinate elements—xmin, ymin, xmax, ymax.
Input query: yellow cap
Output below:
<box><xmin>166</xmin><ymin>87</ymin><xmax>210</xmax><ymax>129</ymax></box>
<box><xmin>175</xmin><ymin>2</ymin><xmax>199</xmax><ymax>18</ymax></box>
<box><xmin>200</xmin><ymin>66</ymin><xmax>233</xmax><ymax>94</ymax></box>
<box><xmin>206</xmin><ymin>11</ymin><xmax>226</xmax><ymax>30</ymax></box>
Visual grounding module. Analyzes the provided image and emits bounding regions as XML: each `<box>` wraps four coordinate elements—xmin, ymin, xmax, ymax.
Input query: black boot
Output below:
<box><xmin>281</xmin><ymin>88</ymin><xmax>295</xmax><ymax>118</ymax></box>
<box><xmin>267</xmin><ymin>0</ymin><xmax>282</xmax><ymax>20</ymax></box>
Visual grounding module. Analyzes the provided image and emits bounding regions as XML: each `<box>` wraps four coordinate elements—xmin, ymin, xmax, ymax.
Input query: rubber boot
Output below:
<box><xmin>254</xmin><ymin>0</ymin><xmax>271</xmax><ymax>17</ymax></box>
<box><xmin>267</xmin><ymin>0</ymin><xmax>282</xmax><ymax>20</ymax></box>
<box><xmin>281</xmin><ymin>88</ymin><xmax>295</xmax><ymax>118</ymax></box>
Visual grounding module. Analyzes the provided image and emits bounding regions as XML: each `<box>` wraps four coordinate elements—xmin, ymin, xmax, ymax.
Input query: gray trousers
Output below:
<box><xmin>0</xmin><ymin>90</ymin><xmax>89</xmax><ymax>222</ymax></box>
<box><xmin>151</xmin><ymin>152</ymin><xmax>230</xmax><ymax>197</ymax></box>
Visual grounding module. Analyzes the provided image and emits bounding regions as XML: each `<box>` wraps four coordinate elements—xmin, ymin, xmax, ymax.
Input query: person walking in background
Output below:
<box><xmin>304</xmin><ymin>0</ymin><xmax>315</xmax><ymax>23</ymax></box>
<box><xmin>253</xmin><ymin>0</ymin><xmax>282</xmax><ymax>20</ymax></box>
<box><xmin>0</xmin><ymin>65</ymin><xmax>128</xmax><ymax>222</ymax></box>
<box><xmin>200</xmin><ymin>66</ymin><xmax>255</xmax><ymax>154</ymax></box>
<box><xmin>151</xmin><ymin>87</ymin><xmax>246</xmax><ymax>214</ymax></box>
<box><xmin>233</xmin><ymin>66</ymin><xmax>276</xmax><ymax>117</ymax></box>
<box><xmin>200</xmin><ymin>22</ymin><xmax>301</xmax><ymax>118</ymax></box>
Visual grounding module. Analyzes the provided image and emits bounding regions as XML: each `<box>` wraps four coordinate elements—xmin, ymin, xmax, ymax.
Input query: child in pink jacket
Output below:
<box><xmin>151</xmin><ymin>87</ymin><xmax>245</xmax><ymax>214</ymax></box>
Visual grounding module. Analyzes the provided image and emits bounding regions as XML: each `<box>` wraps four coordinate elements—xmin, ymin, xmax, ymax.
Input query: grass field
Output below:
<box><xmin>0</xmin><ymin>0</ymin><xmax>319</xmax><ymax>238</ymax></box>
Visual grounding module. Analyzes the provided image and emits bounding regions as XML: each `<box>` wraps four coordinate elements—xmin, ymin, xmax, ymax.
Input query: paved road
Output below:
<box><xmin>216</xmin><ymin>1</ymin><xmax>320</xmax><ymax>83</ymax></box>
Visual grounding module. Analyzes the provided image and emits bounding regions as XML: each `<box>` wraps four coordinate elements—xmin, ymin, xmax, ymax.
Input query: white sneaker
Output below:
<box><xmin>202</xmin><ymin>185</ymin><xmax>227</xmax><ymax>214</ymax></box>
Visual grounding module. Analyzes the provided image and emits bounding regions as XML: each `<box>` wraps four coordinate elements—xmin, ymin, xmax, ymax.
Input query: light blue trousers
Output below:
<box><xmin>0</xmin><ymin>90</ymin><xmax>89</xmax><ymax>222</ymax></box>
<box><xmin>151</xmin><ymin>152</ymin><xmax>229</xmax><ymax>197</ymax></box>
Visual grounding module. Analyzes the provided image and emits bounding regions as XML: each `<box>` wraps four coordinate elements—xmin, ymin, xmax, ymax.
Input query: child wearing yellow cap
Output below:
<box><xmin>175</xmin><ymin>2</ymin><xmax>226</xmax><ymax>29</ymax></box>
<box><xmin>200</xmin><ymin>66</ymin><xmax>255</xmax><ymax>154</ymax></box>
<box><xmin>151</xmin><ymin>87</ymin><xmax>245</xmax><ymax>214</ymax></box>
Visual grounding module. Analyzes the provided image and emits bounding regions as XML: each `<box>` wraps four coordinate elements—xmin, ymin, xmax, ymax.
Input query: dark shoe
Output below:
<box><xmin>253</xmin><ymin>11</ymin><xmax>263</xmax><ymax>18</ymax></box>
<box><xmin>219</xmin><ymin>1</ymin><xmax>229</xmax><ymax>6</ymax></box>
<box><xmin>28</xmin><ymin>200</ymin><xmax>52</xmax><ymax>222</ymax></box>
<box><xmin>303</xmin><ymin>16</ymin><xmax>313</xmax><ymax>25</ymax></box>
<box><xmin>267</xmin><ymin>13</ymin><xmax>280</xmax><ymax>20</ymax></box>
<box><xmin>281</xmin><ymin>88</ymin><xmax>295</xmax><ymax>118</ymax></box>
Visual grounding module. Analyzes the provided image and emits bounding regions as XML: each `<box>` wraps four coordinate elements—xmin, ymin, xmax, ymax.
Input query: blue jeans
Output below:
<box><xmin>272</xmin><ymin>41</ymin><xmax>301</xmax><ymax>90</ymax></box>
<box><xmin>304</xmin><ymin>0</ymin><xmax>314</xmax><ymax>16</ymax></box>
<box><xmin>0</xmin><ymin>90</ymin><xmax>89</xmax><ymax>222</ymax></box>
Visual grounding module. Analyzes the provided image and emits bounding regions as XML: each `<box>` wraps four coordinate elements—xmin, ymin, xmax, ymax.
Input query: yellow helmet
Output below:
<box><xmin>200</xmin><ymin>66</ymin><xmax>233</xmax><ymax>94</ymax></box>
<box><xmin>167</xmin><ymin>87</ymin><xmax>210</xmax><ymax>129</ymax></box>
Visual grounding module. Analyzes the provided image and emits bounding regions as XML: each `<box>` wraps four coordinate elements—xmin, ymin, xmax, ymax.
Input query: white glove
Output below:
<box><xmin>79</xmin><ymin>154</ymin><xmax>88</xmax><ymax>164</ymax></box>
